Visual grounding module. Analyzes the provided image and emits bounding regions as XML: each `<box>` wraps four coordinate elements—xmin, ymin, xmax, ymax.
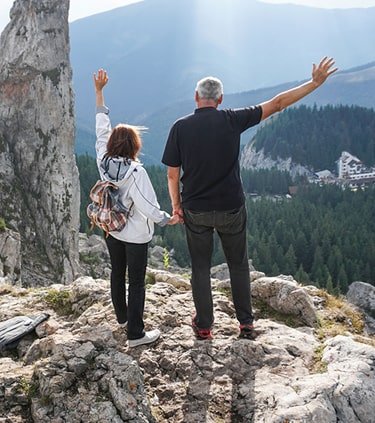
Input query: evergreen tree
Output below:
<box><xmin>326</xmin><ymin>274</ymin><xmax>334</xmax><ymax>295</ymax></box>
<box><xmin>337</xmin><ymin>265</ymin><xmax>349</xmax><ymax>294</ymax></box>
<box><xmin>295</xmin><ymin>264</ymin><xmax>310</xmax><ymax>284</ymax></box>
<box><xmin>311</xmin><ymin>247</ymin><xmax>324</xmax><ymax>285</ymax></box>
<box><xmin>295</xmin><ymin>231</ymin><xmax>310</xmax><ymax>272</ymax></box>
<box><xmin>271</xmin><ymin>263</ymin><xmax>280</xmax><ymax>276</ymax></box>
<box><xmin>284</xmin><ymin>244</ymin><xmax>297</xmax><ymax>276</ymax></box>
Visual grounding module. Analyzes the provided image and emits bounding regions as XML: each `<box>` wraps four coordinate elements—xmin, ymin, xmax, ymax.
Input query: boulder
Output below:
<box><xmin>347</xmin><ymin>281</ymin><xmax>375</xmax><ymax>335</ymax></box>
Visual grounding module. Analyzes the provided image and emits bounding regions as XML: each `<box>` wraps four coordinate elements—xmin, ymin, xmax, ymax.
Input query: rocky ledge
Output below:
<box><xmin>1</xmin><ymin>269</ymin><xmax>375</xmax><ymax>423</ymax></box>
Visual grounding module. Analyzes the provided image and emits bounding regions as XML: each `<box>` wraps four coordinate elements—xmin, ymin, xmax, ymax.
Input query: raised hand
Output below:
<box><xmin>93</xmin><ymin>69</ymin><xmax>109</xmax><ymax>91</ymax></box>
<box><xmin>312</xmin><ymin>56</ymin><xmax>338</xmax><ymax>87</ymax></box>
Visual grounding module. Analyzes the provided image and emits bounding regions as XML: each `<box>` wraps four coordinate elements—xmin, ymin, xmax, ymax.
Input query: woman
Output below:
<box><xmin>93</xmin><ymin>69</ymin><xmax>178</xmax><ymax>348</ymax></box>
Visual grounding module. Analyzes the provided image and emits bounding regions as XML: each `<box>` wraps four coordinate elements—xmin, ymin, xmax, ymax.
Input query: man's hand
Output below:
<box><xmin>93</xmin><ymin>69</ymin><xmax>109</xmax><ymax>92</ymax></box>
<box><xmin>261</xmin><ymin>56</ymin><xmax>338</xmax><ymax>121</ymax></box>
<box><xmin>167</xmin><ymin>214</ymin><xmax>181</xmax><ymax>225</ymax></box>
<box><xmin>312</xmin><ymin>56</ymin><xmax>338</xmax><ymax>87</ymax></box>
<box><xmin>173</xmin><ymin>207</ymin><xmax>184</xmax><ymax>224</ymax></box>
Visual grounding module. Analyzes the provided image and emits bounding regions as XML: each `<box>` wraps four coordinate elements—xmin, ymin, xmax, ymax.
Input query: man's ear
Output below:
<box><xmin>217</xmin><ymin>94</ymin><xmax>223</xmax><ymax>105</ymax></box>
<box><xmin>195</xmin><ymin>91</ymin><xmax>199</xmax><ymax>103</ymax></box>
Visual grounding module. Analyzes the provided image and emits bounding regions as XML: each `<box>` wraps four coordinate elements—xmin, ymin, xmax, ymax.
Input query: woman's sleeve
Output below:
<box><xmin>128</xmin><ymin>167</ymin><xmax>171</xmax><ymax>227</ymax></box>
<box><xmin>95</xmin><ymin>106</ymin><xmax>111</xmax><ymax>163</ymax></box>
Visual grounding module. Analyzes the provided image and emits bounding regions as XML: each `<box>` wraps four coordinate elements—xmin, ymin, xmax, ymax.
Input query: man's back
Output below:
<box><xmin>162</xmin><ymin>105</ymin><xmax>262</xmax><ymax>211</ymax></box>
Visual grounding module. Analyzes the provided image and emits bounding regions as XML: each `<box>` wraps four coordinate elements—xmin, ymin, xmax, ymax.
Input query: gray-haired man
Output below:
<box><xmin>162</xmin><ymin>57</ymin><xmax>337</xmax><ymax>339</ymax></box>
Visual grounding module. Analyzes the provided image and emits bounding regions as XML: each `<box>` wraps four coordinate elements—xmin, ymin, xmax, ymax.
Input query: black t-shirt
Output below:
<box><xmin>162</xmin><ymin>105</ymin><xmax>262</xmax><ymax>211</ymax></box>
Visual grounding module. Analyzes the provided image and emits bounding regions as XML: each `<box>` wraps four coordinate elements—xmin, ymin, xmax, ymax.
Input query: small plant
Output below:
<box><xmin>313</xmin><ymin>289</ymin><xmax>365</xmax><ymax>340</ymax></box>
<box><xmin>17</xmin><ymin>378</ymin><xmax>38</xmax><ymax>398</ymax></box>
<box><xmin>217</xmin><ymin>286</ymin><xmax>232</xmax><ymax>298</ymax></box>
<box><xmin>0</xmin><ymin>217</ymin><xmax>6</xmax><ymax>231</ymax></box>
<box><xmin>43</xmin><ymin>289</ymin><xmax>72</xmax><ymax>316</ymax></box>
<box><xmin>311</xmin><ymin>344</ymin><xmax>328</xmax><ymax>374</ymax></box>
<box><xmin>163</xmin><ymin>248</ymin><xmax>169</xmax><ymax>270</ymax></box>
<box><xmin>145</xmin><ymin>273</ymin><xmax>156</xmax><ymax>287</ymax></box>
<box><xmin>80</xmin><ymin>252</ymin><xmax>100</xmax><ymax>265</ymax></box>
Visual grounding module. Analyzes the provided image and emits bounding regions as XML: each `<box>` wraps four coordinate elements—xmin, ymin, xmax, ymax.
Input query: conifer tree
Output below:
<box><xmin>295</xmin><ymin>264</ymin><xmax>310</xmax><ymax>284</ymax></box>
<box><xmin>326</xmin><ymin>274</ymin><xmax>334</xmax><ymax>295</ymax></box>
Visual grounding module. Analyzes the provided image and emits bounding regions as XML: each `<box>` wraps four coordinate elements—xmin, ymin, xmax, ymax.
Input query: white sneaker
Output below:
<box><xmin>118</xmin><ymin>321</ymin><xmax>128</xmax><ymax>329</ymax></box>
<box><xmin>128</xmin><ymin>329</ymin><xmax>160</xmax><ymax>348</ymax></box>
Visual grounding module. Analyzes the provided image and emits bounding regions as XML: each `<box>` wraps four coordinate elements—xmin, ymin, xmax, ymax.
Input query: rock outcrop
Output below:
<box><xmin>0</xmin><ymin>228</ymin><xmax>21</xmax><ymax>284</ymax></box>
<box><xmin>240</xmin><ymin>142</ymin><xmax>312</xmax><ymax>178</ymax></box>
<box><xmin>0</xmin><ymin>0</ymin><xmax>80</xmax><ymax>286</ymax></box>
<box><xmin>347</xmin><ymin>281</ymin><xmax>375</xmax><ymax>335</ymax></box>
<box><xmin>1</xmin><ymin>268</ymin><xmax>374</xmax><ymax>422</ymax></box>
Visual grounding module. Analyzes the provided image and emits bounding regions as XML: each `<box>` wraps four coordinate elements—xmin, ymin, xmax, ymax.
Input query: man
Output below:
<box><xmin>162</xmin><ymin>57</ymin><xmax>338</xmax><ymax>340</ymax></box>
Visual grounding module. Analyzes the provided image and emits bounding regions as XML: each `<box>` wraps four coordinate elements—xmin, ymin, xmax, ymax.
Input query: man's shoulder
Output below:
<box><xmin>175</xmin><ymin>111</ymin><xmax>196</xmax><ymax>123</ymax></box>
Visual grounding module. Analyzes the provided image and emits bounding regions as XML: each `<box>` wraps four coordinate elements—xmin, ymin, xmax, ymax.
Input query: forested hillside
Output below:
<box><xmin>254</xmin><ymin>105</ymin><xmax>375</xmax><ymax>170</ymax></box>
<box><xmin>78</xmin><ymin>156</ymin><xmax>375</xmax><ymax>295</ymax></box>
<box><xmin>246</xmin><ymin>185</ymin><xmax>375</xmax><ymax>295</ymax></box>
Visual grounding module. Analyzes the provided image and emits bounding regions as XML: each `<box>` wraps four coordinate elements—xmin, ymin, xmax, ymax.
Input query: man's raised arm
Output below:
<box><xmin>260</xmin><ymin>56</ymin><xmax>338</xmax><ymax>121</ymax></box>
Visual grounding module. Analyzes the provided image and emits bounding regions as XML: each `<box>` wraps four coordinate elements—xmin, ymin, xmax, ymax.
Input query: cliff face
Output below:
<box><xmin>0</xmin><ymin>0</ymin><xmax>80</xmax><ymax>285</ymax></box>
<box><xmin>240</xmin><ymin>141</ymin><xmax>313</xmax><ymax>178</ymax></box>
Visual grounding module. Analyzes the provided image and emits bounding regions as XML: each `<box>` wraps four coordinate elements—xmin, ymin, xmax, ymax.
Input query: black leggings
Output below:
<box><xmin>105</xmin><ymin>235</ymin><xmax>148</xmax><ymax>340</ymax></box>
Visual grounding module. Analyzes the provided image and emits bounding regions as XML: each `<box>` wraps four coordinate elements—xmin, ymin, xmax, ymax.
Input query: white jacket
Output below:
<box><xmin>95</xmin><ymin>106</ymin><xmax>171</xmax><ymax>243</ymax></box>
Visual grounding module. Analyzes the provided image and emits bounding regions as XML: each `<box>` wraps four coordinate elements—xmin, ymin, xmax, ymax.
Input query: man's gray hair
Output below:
<box><xmin>196</xmin><ymin>76</ymin><xmax>223</xmax><ymax>101</ymax></box>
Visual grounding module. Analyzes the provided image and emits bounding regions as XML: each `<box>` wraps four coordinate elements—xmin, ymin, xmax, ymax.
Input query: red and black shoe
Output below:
<box><xmin>192</xmin><ymin>313</ymin><xmax>212</xmax><ymax>340</ymax></box>
<box><xmin>239</xmin><ymin>323</ymin><xmax>257</xmax><ymax>340</ymax></box>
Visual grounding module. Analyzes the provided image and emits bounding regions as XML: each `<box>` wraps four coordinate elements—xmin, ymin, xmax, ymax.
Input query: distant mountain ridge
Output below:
<box><xmin>70</xmin><ymin>0</ymin><xmax>375</xmax><ymax>163</ymax></box>
<box><xmin>75</xmin><ymin>62</ymin><xmax>375</xmax><ymax>164</ymax></box>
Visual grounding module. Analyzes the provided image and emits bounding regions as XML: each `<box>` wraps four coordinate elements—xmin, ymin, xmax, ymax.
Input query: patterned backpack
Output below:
<box><xmin>86</xmin><ymin>180</ymin><xmax>132</xmax><ymax>237</ymax></box>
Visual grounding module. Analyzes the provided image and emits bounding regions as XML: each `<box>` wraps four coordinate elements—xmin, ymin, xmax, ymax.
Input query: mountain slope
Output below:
<box><xmin>75</xmin><ymin>62</ymin><xmax>375</xmax><ymax>164</ymax></box>
<box><xmin>70</xmin><ymin>0</ymin><xmax>375</xmax><ymax>141</ymax></box>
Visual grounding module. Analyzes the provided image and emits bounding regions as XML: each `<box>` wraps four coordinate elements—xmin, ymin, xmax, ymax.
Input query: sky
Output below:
<box><xmin>1</xmin><ymin>0</ymin><xmax>375</xmax><ymax>32</ymax></box>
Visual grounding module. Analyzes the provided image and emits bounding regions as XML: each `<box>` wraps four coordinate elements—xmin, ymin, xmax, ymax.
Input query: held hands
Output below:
<box><xmin>312</xmin><ymin>57</ymin><xmax>338</xmax><ymax>87</ymax></box>
<box><xmin>93</xmin><ymin>69</ymin><xmax>109</xmax><ymax>91</ymax></box>
<box><xmin>167</xmin><ymin>214</ymin><xmax>181</xmax><ymax>225</ymax></box>
<box><xmin>167</xmin><ymin>208</ymin><xmax>184</xmax><ymax>225</ymax></box>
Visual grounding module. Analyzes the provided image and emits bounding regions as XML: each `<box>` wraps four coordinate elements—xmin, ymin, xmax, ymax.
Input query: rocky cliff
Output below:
<box><xmin>1</xmin><ymin>246</ymin><xmax>375</xmax><ymax>422</ymax></box>
<box><xmin>0</xmin><ymin>0</ymin><xmax>79</xmax><ymax>286</ymax></box>
<box><xmin>240</xmin><ymin>141</ymin><xmax>313</xmax><ymax>178</ymax></box>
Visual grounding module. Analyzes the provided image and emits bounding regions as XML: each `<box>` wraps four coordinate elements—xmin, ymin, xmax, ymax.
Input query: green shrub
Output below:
<box><xmin>0</xmin><ymin>217</ymin><xmax>6</xmax><ymax>231</ymax></box>
<box><xmin>43</xmin><ymin>289</ymin><xmax>72</xmax><ymax>316</ymax></box>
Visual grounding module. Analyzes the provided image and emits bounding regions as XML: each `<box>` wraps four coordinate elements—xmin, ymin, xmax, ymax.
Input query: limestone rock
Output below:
<box><xmin>251</xmin><ymin>274</ymin><xmax>318</xmax><ymax>326</ymax></box>
<box><xmin>347</xmin><ymin>281</ymin><xmax>375</xmax><ymax>335</ymax></box>
<box><xmin>0</xmin><ymin>0</ymin><xmax>79</xmax><ymax>286</ymax></box>
<box><xmin>347</xmin><ymin>281</ymin><xmax>375</xmax><ymax>311</ymax></box>
<box><xmin>211</xmin><ymin>259</ymin><xmax>255</xmax><ymax>281</ymax></box>
<box><xmin>322</xmin><ymin>335</ymin><xmax>375</xmax><ymax>423</ymax></box>
<box><xmin>0</xmin><ymin>228</ymin><xmax>21</xmax><ymax>284</ymax></box>
<box><xmin>0</xmin><ymin>272</ymin><xmax>374</xmax><ymax>422</ymax></box>
<box><xmin>240</xmin><ymin>143</ymin><xmax>313</xmax><ymax>178</ymax></box>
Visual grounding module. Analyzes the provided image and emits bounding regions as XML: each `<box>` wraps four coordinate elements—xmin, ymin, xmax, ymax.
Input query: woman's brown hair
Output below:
<box><xmin>106</xmin><ymin>124</ymin><xmax>146</xmax><ymax>160</ymax></box>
